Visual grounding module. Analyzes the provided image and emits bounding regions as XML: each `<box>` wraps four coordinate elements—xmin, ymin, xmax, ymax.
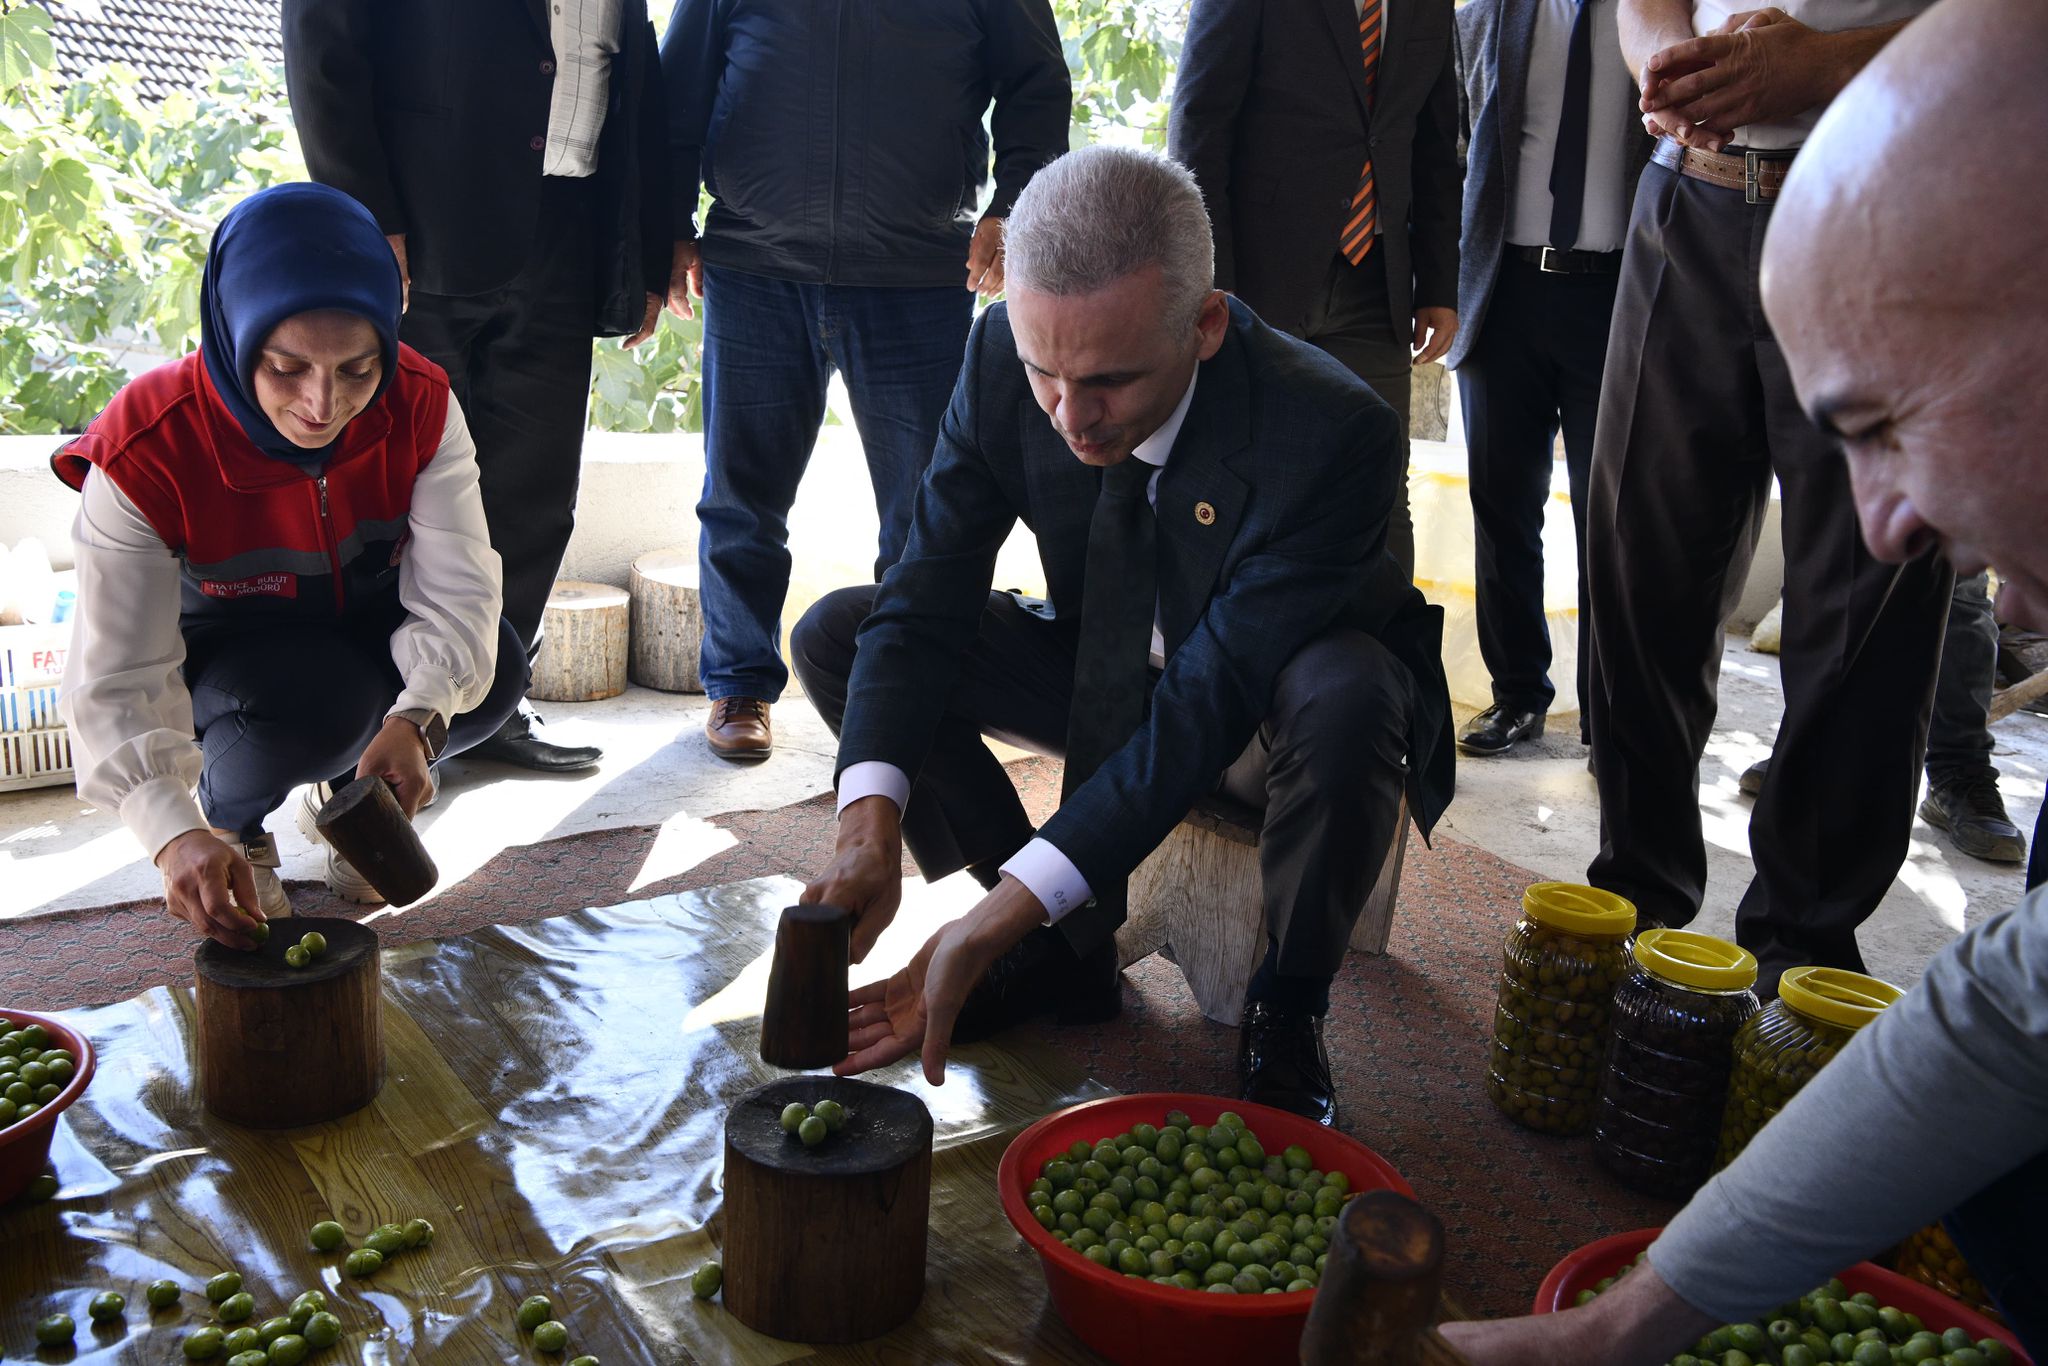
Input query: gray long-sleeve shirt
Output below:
<box><xmin>1648</xmin><ymin>887</ymin><xmax>2048</xmax><ymax>1319</ymax></box>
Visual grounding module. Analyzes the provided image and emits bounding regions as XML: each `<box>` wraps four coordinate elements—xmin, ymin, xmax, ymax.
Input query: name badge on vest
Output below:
<box><xmin>200</xmin><ymin>572</ymin><xmax>299</xmax><ymax>600</ymax></box>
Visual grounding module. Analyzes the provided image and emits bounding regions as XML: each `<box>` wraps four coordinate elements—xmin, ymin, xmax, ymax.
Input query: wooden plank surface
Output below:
<box><xmin>1</xmin><ymin>877</ymin><xmax>1111</xmax><ymax>1365</ymax></box>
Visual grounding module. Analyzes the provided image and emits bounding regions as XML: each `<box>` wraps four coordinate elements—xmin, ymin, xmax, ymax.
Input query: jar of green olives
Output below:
<box><xmin>1592</xmin><ymin>929</ymin><xmax>1760</xmax><ymax>1197</ymax></box>
<box><xmin>1486</xmin><ymin>883</ymin><xmax>1637</xmax><ymax>1136</ymax></box>
<box><xmin>1714</xmin><ymin>965</ymin><xmax>1903</xmax><ymax>1168</ymax></box>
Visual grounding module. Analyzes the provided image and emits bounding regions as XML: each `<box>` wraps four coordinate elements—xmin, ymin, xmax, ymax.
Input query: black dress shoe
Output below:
<box><xmin>1238</xmin><ymin>1001</ymin><xmax>1338</xmax><ymax>1127</ymax></box>
<box><xmin>952</xmin><ymin>928</ymin><xmax>1121</xmax><ymax>1044</ymax></box>
<box><xmin>468</xmin><ymin>706</ymin><xmax>603</xmax><ymax>773</ymax></box>
<box><xmin>1457</xmin><ymin>703</ymin><xmax>1545</xmax><ymax>756</ymax></box>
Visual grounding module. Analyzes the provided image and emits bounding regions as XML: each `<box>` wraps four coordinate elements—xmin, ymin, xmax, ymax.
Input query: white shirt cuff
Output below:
<box><xmin>837</xmin><ymin>761</ymin><xmax>911</xmax><ymax>816</ymax></box>
<box><xmin>122</xmin><ymin>774</ymin><xmax>211</xmax><ymax>862</ymax></box>
<box><xmin>1000</xmin><ymin>838</ymin><xmax>1094</xmax><ymax>923</ymax></box>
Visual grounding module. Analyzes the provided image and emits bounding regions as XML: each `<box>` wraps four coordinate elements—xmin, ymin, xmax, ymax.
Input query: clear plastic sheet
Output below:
<box><xmin>4</xmin><ymin>876</ymin><xmax>1110</xmax><ymax>1363</ymax></box>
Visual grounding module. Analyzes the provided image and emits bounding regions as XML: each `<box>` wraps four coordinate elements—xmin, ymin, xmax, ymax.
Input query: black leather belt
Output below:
<box><xmin>1511</xmin><ymin>244</ymin><xmax>1624</xmax><ymax>275</ymax></box>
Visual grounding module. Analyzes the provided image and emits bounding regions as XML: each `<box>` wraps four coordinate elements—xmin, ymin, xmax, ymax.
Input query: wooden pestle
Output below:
<box><xmin>759</xmin><ymin>903</ymin><xmax>851</xmax><ymax>1069</ymax></box>
<box><xmin>1300</xmin><ymin>1189</ymin><xmax>1468</xmax><ymax>1365</ymax></box>
<box><xmin>314</xmin><ymin>776</ymin><xmax>438</xmax><ymax>907</ymax></box>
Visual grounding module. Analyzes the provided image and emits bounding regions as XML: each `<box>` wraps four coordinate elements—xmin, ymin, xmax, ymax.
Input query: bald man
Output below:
<box><xmin>1438</xmin><ymin>2</ymin><xmax>2048</xmax><ymax>1357</ymax></box>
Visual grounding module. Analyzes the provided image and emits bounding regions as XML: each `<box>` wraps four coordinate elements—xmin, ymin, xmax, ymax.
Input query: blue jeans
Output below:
<box><xmin>696</xmin><ymin>265</ymin><xmax>974</xmax><ymax>701</ymax></box>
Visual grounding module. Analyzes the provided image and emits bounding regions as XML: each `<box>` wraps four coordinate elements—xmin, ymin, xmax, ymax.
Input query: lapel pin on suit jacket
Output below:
<box><xmin>1194</xmin><ymin>500</ymin><xmax>1218</xmax><ymax>526</ymax></box>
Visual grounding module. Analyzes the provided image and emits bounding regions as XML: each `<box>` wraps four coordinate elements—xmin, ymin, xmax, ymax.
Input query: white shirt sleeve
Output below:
<box><xmin>58</xmin><ymin>468</ymin><xmax>209</xmax><ymax>859</ymax></box>
<box><xmin>387</xmin><ymin>395</ymin><xmax>504</xmax><ymax>726</ymax></box>
<box><xmin>1000</xmin><ymin>838</ymin><xmax>1093</xmax><ymax>923</ymax></box>
<box><xmin>836</xmin><ymin>760</ymin><xmax>912</xmax><ymax>815</ymax></box>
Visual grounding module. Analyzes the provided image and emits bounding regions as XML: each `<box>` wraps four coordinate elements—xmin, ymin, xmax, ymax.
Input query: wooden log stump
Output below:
<box><xmin>529</xmin><ymin>580</ymin><xmax>629</xmax><ymax>702</ymax></box>
<box><xmin>627</xmin><ymin>548</ymin><xmax>704</xmax><ymax>693</ymax></box>
<box><xmin>1119</xmin><ymin>793</ymin><xmax>1410</xmax><ymax>1027</ymax></box>
<box><xmin>723</xmin><ymin>1076</ymin><xmax>931</xmax><ymax>1343</ymax></box>
<box><xmin>1300</xmin><ymin>1190</ymin><xmax>1461</xmax><ymax>1366</ymax></box>
<box><xmin>195</xmin><ymin>916</ymin><xmax>384</xmax><ymax>1129</ymax></box>
<box><xmin>759</xmin><ymin>904</ymin><xmax>850</xmax><ymax>1070</ymax></box>
<box><xmin>314</xmin><ymin>776</ymin><xmax>437</xmax><ymax>907</ymax></box>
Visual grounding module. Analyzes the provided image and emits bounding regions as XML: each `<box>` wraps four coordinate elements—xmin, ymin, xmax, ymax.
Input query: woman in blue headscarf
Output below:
<box><xmin>55</xmin><ymin>183</ymin><xmax>525</xmax><ymax>946</ymax></box>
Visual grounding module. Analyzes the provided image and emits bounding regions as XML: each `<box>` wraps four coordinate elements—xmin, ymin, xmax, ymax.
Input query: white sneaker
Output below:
<box><xmin>297</xmin><ymin>783</ymin><xmax>385</xmax><ymax>904</ymax></box>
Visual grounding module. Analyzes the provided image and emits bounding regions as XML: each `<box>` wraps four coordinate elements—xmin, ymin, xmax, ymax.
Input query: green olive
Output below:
<box><xmin>45</xmin><ymin>1057</ymin><xmax>75</xmax><ymax>1086</ymax></box>
<box><xmin>798</xmin><ymin>1114</ymin><xmax>828</xmax><ymax>1146</ymax></box>
<box><xmin>285</xmin><ymin>945</ymin><xmax>311</xmax><ymax>969</ymax></box>
<box><xmin>309</xmin><ymin>1219</ymin><xmax>345</xmax><ymax>1251</ymax></box>
<box><xmin>691</xmin><ymin>1261</ymin><xmax>722</xmax><ymax>1299</ymax></box>
<box><xmin>89</xmin><ymin>1290</ymin><xmax>126</xmax><ymax>1321</ymax></box>
<box><xmin>34</xmin><ymin>1313</ymin><xmax>75</xmax><ymax>1345</ymax></box>
<box><xmin>19</xmin><ymin>1024</ymin><xmax>48</xmax><ymax>1049</ymax></box>
<box><xmin>229</xmin><ymin>1352</ymin><xmax>270</xmax><ymax>1366</ymax></box>
<box><xmin>34</xmin><ymin>1082</ymin><xmax>59</xmax><ymax>1103</ymax></box>
<box><xmin>403</xmin><ymin>1216</ymin><xmax>435</xmax><ymax>1248</ymax></box>
<box><xmin>246</xmin><ymin>919</ymin><xmax>270</xmax><ymax>946</ymax></box>
<box><xmin>0</xmin><ymin>1098</ymin><xmax>15</xmax><ymax>1125</ymax></box>
<box><xmin>568</xmin><ymin>1358</ymin><xmax>599</xmax><ymax>1366</ymax></box>
<box><xmin>812</xmin><ymin>1098</ymin><xmax>847</xmax><ymax>1131</ymax></box>
<box><xmin>344</xmin><ymin>1248</ymin><xmax>383</xmax><ymax>1278</ymax></box>
<box><xmin>365</xmin><ymin>1223</ymin><xmax>408</xmax><ymax>1257</ymax></box>
<box><xmin>779</xmin><ymin>1101</ymin><xmax>810</xmax><ymax>1133</ymax></box>
<box><xmin>517</xmin><ymin>1294</ymin><xmax>553</xmax><ymax>1330</ymax></box>
<box><xmin>533</xmin><ymin>1320</ymin><xmax>569</xmax><ymax>1353</ymax></box>
<box><xmin>223</xmin><ymin>1328</ymin><xmax>261</xmax><ymax>1354</ymax></box>
<box><xmin>18</xmin><ymin>1060</ymin><xmax>49</xmax><ymax>1087</ymax></box>
<box><xmin>299</xmin><ymin>931</ymin><xmax>328</xmax><ymax>957</ymax></box>
<box><xmin>147</xmin><ymin>1279</ymin><xmax>182</xmax><ymax>1309</ymax></box>
<box><xmin>184</xmin><ymin>1326</ymin><xmax>226</xmax><ymax>1359</ymax></box>
<box><xmin>205</xmin><ymin>1271</ymin><xmax>243</xmax><ymax>1303</ymax></box>
<box><xmin>218</xmin><ymin>1291</ymin><xmax>256</xmax><ymax>1322</ymax></box>
<box><xmin>266</xmin><ymin>1333</ymin><xmax>310</xmax><ymax>1365</ymax></box>
<box><xmin>255</xmin><ymin>1315</ymin><xmax>293</xmax><ymax>1345</ymax></box>
<box><xmin>4</xmin><ymin>1080</ymin><xmax>28</xmax><ymax>1105</ymax></box>
<box><xmin>301</xmin><ymin>1312</ymin><xmax>342</xmax><ymax>1349</ymax></box>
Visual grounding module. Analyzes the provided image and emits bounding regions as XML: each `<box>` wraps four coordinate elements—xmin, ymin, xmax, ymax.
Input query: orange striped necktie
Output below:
<box><xmin>1340</xmin><ymin>0</ymin><xmax>1385</xmax><ymax>264</ymax></box>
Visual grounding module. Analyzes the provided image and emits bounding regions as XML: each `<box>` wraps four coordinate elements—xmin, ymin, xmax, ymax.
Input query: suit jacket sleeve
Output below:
<box><xmin>1167</xmin><ymin>0</ymin><xmax>1261</xmax><ymax>294</ymax></box>
<box><xmin>633</xmin><ymin>17</ymin><xmax>674</xmax><ymax>293</ymax></box>
<box><xmin>281</xmin><ymin>0</ymin><xmax>406</xmax><ymax>233</ymax></box>
<box><xmin>1037</xmin><ymin>402</ymin><xmax>1397</xmax><ymax>896</ymax></box>
<box><xmin>658</xmin><ymin>0</ymin><xmax>725</xmax><ymax>241</ymax></box>
<box><xmin>982</xmin><ymin>0</ymin><xmax>1071</xmax><ymax>220</ymax></box>
<box><xmin>833</xmin><ymin>314</ymin><xmax>1021</xmax><ymax>781</ymax></box>
<box><xmin>1408</xmin><ymin>5</ymin><xmax>1463</xmax><ymax>312</ymax></box>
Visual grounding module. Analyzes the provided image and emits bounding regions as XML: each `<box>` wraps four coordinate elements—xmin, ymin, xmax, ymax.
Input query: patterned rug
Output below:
<box><xmin>1</xmin><ymin>757</ymin><xmax>1674</xmax><ymax>1316</ymax></box>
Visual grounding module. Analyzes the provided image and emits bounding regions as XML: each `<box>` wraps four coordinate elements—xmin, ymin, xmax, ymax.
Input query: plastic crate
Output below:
<box><xmin>0</xmin><ymin>624</ymin><xmax>75</xmax><ymax>791</ymax></box>
<box><xmin>0</xmin><ymin>726</ymin><xmax>73</xmax><ymax>793</ymax></box>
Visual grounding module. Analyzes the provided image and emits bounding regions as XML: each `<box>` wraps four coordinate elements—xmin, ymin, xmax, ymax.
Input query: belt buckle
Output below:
<box><xmin>1539</xmin><ymin>246</ymin><xmax>1567</xmax><ymax>273</ymax></box>
<box><xmin>1744</xmin><ymin>149</ymin><xmax>1761</xmax><ymax>204</ymax></box>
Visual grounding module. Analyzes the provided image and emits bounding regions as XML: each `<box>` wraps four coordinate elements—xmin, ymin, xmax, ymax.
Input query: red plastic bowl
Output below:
<box><xmin>998</xmin><ymin>1092</ymin><xmax>1414</xmax><ymax>1366</ymax></box>
<box><xmin>1535</xmin><ymin>1228</ymin><xmax>2030</xmax><ymax>1363</ymax></box>
<box><xmin>0</xmin><ymin>1009</ymin><xmax>96</xmax><ymax>1204</ymax></box>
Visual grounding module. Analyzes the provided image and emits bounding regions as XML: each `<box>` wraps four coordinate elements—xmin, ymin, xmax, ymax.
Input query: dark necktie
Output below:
<box><xmin>1548</xmin><ymin>0</ymin><xmax>1595</xmax><ymax>251</ymax></box>
<box><xmin>1062</xmin><ymin>457</ymin><xmax>1158</xmax><ymax>804</ymax></box>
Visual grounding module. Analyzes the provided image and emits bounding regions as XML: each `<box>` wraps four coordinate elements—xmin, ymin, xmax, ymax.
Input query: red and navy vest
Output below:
<box><xmin>53</xmin><ymin>347</ymin><xmax>451</xmax><ymax>624</ymax></box>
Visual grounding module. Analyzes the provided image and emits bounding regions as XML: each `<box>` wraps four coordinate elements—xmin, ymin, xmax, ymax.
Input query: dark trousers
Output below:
<box><xmin>1926</xmin><ymin>570</ymin><xmax>1998</xmax><ymax>783</ymax></box>
<box><xmin>399</xmin><ymin>178</ymin><xmax>598</xmax><ymax>655</ymax></box>
<box><xmin>184</xmin><ymin>604</ymin><xmax>529</xmax><ymax>838</ymax></box>
<box><xmin>1297</xmin><ymin>251</ymin><xmax>1415</xmax><ymax>577</ymax></box>
<box><xmin>791</xmin><ymin>586</ymin><xmax>1414</xmax><ymax>983</ymax></box>
<box><xmin>696</xmin><ymin>266</ymin><xmax>974</xmax><ymax>702</ymax></box>
<box><xmin>1457</xmin><ymin>255</ymin><xmax>1618</xmax><ymax>716</ymax></box>
<box><xmin>1584</xmin><ymin>159</ymin><xmax>1952</xmax><ymax>988</ymax></box>
<box><xmin>1944</xmin><ymin>1147</ymin><xmax>2048</xmax><ymax>1355</ymax></box>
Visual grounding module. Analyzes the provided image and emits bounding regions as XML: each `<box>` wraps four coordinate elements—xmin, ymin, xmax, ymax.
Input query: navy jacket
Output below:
<box><xmin>658</xmin><ymin>0</ymin><xmax>1068</xmax><ymax>287</ymax></box>
<box><xmin>1448</xmin><ymin>0</ymin><xmax>1653</xmax><ymax>369</ymax></box>
<box><xmin>836</xmin><ymin>300</ymin><xmax>1454</xmax><ymax>904</ymax></box>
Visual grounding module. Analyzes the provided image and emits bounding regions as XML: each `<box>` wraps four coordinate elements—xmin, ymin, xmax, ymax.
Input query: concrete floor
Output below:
<box><xmin>6</xmin><ymin>414</ymin><xmax>2043</xmax><ymax>991</ymax></box>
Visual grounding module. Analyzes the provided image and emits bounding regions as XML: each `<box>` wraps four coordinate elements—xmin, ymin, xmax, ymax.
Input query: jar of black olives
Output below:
<box><xmin>1715</xmin><ymin>965</ymin><xmax>1903</xmax><ymax>1168</ymax></box>
<box><xmin>1592</xmin><ymin>929</ymin><xmax>1760</xmax><ymax>1197</ymax></box>
<box><xmin>1486</xmin><ymin>883</ymin><xmax>1637</xmax><ymax>1136</ymax></box>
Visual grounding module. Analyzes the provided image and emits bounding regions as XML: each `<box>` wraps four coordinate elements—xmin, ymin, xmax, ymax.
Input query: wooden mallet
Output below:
<box><xmin>759</xmin><ymin>903</ymin><xmax>851</xmax><ymax>1070</ymax></box>
<box><xmin>313</xmin><ymin>776</ymin><xmax>439</xmax><ymax>907</ymax></box>
<box><xmin>1300</xmin><ymin>1190</ymin><xmax>1467</xmax><ymax>1365</ymax></box>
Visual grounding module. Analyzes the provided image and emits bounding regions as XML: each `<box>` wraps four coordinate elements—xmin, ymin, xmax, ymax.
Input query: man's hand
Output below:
<box><xmin>838</xmin><ymin>875</ymin><xmax>1047</xmax><ymax>1083</ymax></box>
<box><xmin>1412</xmin><ymin>307</ymin><xmax>1457</xmax><ymax>366</ymax></box>
<box><xmin>965</xmin><ymin>216</ymin><xmax>1005</xmax><ymax>297</ymax></box>
<box><xmin>386</xmin><ymin>232</ymin><xmax>410</xmax><ymax>313</ymax></box>
<box><xmin>666</xmin><ymin>240</ymin><xmax>704</xmax><ymax>321</ymax></box>
<box><xmin>802</xmin><ymin>795</ymin><xmax>906</xmax><ymax>963</ymax></box>
<box><xmin>155</xmin><ymin>830</ymin><xmax>265</xmax><ymax>948</ymax></box>
<box><xmin>623</xmin><ymin>291</ymin><xmax>663</xmax><ymax>348</ymax></box>
<box><xmin>356</xmin><ymin>716</ymin><xmax>434</xmax><ymax>819</ymax></box>
<box><xmin>1437</xmin><ymin>1254</ymin><xmax>1718</xmax><ymax>1365</ymax></box>
<box><xmin>1641</xmin><ymin>10</ymin><xmax>1850</xmax><ymax>152</ymax></box>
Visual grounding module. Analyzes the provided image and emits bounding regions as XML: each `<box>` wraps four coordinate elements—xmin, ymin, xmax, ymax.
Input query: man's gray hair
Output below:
<box><xmin>1003</xmin><ymin>145</ymin><xmax>1215</xmax><ymax>332</ymax></box>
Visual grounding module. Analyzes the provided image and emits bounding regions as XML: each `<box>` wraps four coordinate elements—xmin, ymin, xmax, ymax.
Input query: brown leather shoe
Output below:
<box><xmin>706</xmin><ymin>697</ymin><xmax>773</xmax><ymax>761</ymax></box>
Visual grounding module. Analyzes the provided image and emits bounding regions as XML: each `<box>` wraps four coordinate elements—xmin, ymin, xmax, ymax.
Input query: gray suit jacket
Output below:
<box><xmin>1447</xmin><ymin>0</ymin><xmax>1652</xmax><ymax>369</ymax></box>
<box><xmin>836</xmin><ymin>299</ymin><xmax>1454</xmax><ymax>904</ymax></box>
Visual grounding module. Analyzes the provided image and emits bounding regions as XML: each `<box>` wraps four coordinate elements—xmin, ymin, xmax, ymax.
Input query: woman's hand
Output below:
<box><xmin>355</xmin><ymin>716</ymin><xmax>433</xmax><ymax>818</ymax></box>
<box><xmin>155</xmin><ymin>830</ymin><xmax>265</xmax><ymax>948</ymax></box>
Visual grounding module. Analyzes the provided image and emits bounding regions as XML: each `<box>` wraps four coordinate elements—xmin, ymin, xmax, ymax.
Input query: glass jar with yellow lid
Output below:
<box><xmin>1592</xmin><ymin>929</ymin><xmax>1760</xmax><ymax>1197</ymax></box>
<box><xmin>1714</xmin><ymin>965</ymin><xmax>1904</xmax><ymax>1168</ymax></box>
<box><xmin>1485</xmin><ymin>882</ymin><xmax>1637</xmax><ymax>1136</ymax></box>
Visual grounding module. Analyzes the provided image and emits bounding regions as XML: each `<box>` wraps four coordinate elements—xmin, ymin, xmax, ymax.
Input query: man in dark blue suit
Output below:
<box><xmin>792</xmin><ymin>146</ymin><xmax>1453</xmax><ymax>1125</ymax></box>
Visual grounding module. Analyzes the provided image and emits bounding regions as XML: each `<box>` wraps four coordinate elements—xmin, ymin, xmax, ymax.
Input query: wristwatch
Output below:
<box><xmin>392</xmin><ymin>708</ymin><xmax>449</xmax><ymax>761</ymax></box>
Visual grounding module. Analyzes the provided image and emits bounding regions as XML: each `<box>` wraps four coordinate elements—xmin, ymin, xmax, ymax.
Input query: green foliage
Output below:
<box><xmin>1056</xmin><ymin>0</ymin><xmax>1186</xmax><ymax>147</ymax></box>
<box><xmin>0</xmin><ymin>5</ymin><xmax>303</xmax><ymax>433</ymax></box>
